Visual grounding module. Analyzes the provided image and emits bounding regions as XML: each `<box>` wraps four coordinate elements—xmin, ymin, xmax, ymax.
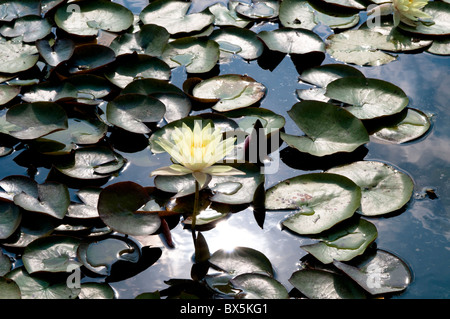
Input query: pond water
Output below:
<box><xmin>0</xmin><ymin>0</ymin><xmax>448</xmax><ymax>299</ymax></box>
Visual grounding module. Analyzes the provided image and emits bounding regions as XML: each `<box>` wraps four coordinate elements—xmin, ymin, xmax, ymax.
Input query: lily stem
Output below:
<box><xmin>192</xmin><ymin>179</ymin><xmax>200</xmax><ymax>244</ymax></box>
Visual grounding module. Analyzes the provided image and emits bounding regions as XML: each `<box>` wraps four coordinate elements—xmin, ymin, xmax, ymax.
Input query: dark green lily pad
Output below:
<box><xmin>398</xmin><ymin>2</ymin><xmax>450</xmax><ymax>36</ymax></box>
<box><xmin>0</xmin><ymin>16</ymin><xmax>52</xmax><ymax>42</ymax></box>
<box><xmin>67</xmin><ymin>187</ymin><xmax>101</xmax><ymax>219</ymax></box>
<box><xmin>105</xmin><ymin>54</ymin><xmax>171</xmax><ymax>89</ymax></box>
<box><xmin>0</xmin><ymin>85</ymin><xmax>20</xmax><ymax>105</ymax></box>
<box><xmin>65</xmin><ymin>74</ymin><xmax>114</xmax><ymax>102</ymax></box>
<box><xmin>210</xmin><ymin>27</ymin><xmax>264</xmax><ymax>61</ymax></box>
<box><xmin>235</xmin><ymin>0</ymin><xmax>279</xmax><ymax>19</ymax></box>
<box><xmin>161</xmin><ymin>37</ymin><xmax>219</xmax><ymax>74</ymax></box>
<box><xmin>208</xmin><ymin>2</ymin><xmax>251</xmax><ymax>27</ymax></box>
<box><xmin>0</xmin><ymin>277</ymin><xmax>21</xmax><ymax>299</ymax></box>
<box><xmin>55</xmin><ymin>0</ymin><xmax>134</xmax><ymax>36</ymax></box>
<box><xmin>281</xmin><ymin>101</ymin><xmax>369</xmax><ymax>157</ymax></box>
<box><xmin>191</xmin><ymin>74</ymin><xmax>266</xmax><ymax>112</ymax></box>
<box><xmin>224</xmin><ymin>107</ymin><xmax>285</xmax><ymax>136</ymax></box>
<box><xmin>78</xmin><ymin>283</ymin><xmax>115</xmax><ymax>299</ymax></box>
<box><xmin>0</xmin><ymin>250</ymin><xmax>12</xmax><ymax>275</ymax></box>
<box><xmin>258</xmin><ymin>27</ymin><xmax>325</xmax><ymax>55</ymax></box>
<box><xmin>36</xmin><ymin>38</ymin><xmax>75</xmax><ymax>67</ymax></box>
<box><xmin>151</xmin><ymin>92</ymin><xmax>192</xmax><ymax>123</ymax></box>
<box><xmin>209</xmin><ymin>246</ymin><xmax>274</xmax><ymax>277</ymax></box>
<box><xmin>333</xmin><ymin>249</ymin><xmax>412</xmax><ymax>295</ymax></box>
<box><xmin>22</xmin><ymin>236</ymin><xmax>81</xmax><ymax>274</ymax></box>
<box><xmin>0</xmin><ymin>39</ymin><xmax>39</xmax><ymax>74</ymax></box>
<box><xmin>265</xmin><ymin>173</ymin><xmax>361</xmax><ymax>235</ymax></box>
<box><xmin>106</xmin><ymin>94</ymin><xmax>166</xmax><ymax>134</ymax></box>
<box><xmin>54</xmin><ymin>146</ymin><xmax>126</xmax><ymax>180</ymax></box>
<box><xmin>325</xmin><ymin>77</ymin><xmax>409</xmax><ymax>120</ymax></box>
<box><xmin>301</xmin><ymin>217</ymin><xmax>378</xmax><ymax>264</ymax></box>
<box><xmin>231</xmin><ymin>273</ymin><xmax>289</xmax><ymax>299</ymax></box>
<box><xmin>327</xmin><ymin>161</ymin><xmax>414</xmax><ymax>216</ymax></box>
<box><xmin>0</xmin><ymin>201</ymin><xmax>21</xmax><ymax>239</ymax></box>
<box><xmin>289</xmin><ymin>269</ymin><xmax>367</xmax><ymax>299</ymax></box>
<box><xmin>140</xmin><ymin>0</ymin><xmax>214</xmax><ymax>35</ymax></box>
<box><xmin>21</xmin><ymin>82</ymin><xmax>78</xmax><ymax>103</ymax></box>
<box><xmin>97</xmin><ymin>182</ymin><xmax>162</xmax><ymax>236</ymax></box>
<box><xmin>65</xmin><ymin>44</ymin><xmax>116</xmax><ymax>75</ymax></box>
<box><xmin>5</xmin><ymin>267</ymin><xmax>80</xmax><ymax>299</ymax></box>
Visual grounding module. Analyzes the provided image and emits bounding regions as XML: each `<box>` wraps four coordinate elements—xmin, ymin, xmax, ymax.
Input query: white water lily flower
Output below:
<box><xmin>368</xmin><ymin>0</ymin><xmax>433</xmax><ymax>27</ymax></box>
<box><xmin>150</xmin><ymin>121</ymin><xmax>245</xmax><ymax>187</ymax></box>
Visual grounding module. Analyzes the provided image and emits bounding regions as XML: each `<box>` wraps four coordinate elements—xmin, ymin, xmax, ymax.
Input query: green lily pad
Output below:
<box><xmin>65</xmin><ymin>44</ymin><xmax>116</xmax><ymax>75</ymax></box>
<box><xmin>258</xmin><ymin>27</ymin><xmax>325</xmax><ymax>55</ymax></box>
<box><xmin>151</xmin><ymin>92</ymin><xmax>192</xmax><ymax>123</ymax></box>
<box><xmin>65</xmin><ymin>74</ymin><xmax>114</xmax><ymax>102</ymax></box>
<box><xmin>301</xmin><ymin>218</ymin><xmax>378</xmax><ymax>264</ymax></box>
<box><xmin>427</xmin><ymin>38</ymin><xmax>450</xmax><ymax>55</ymax></box>
<box><xmin>97</xmin><ymin>182</ymin><xmax>162</xmax><ymax>236</ymax></box>
<box><xmin>210</xmin><ymin>27</ymin><xmax>264</xmax><ymax>61</ymax></box>
<box><xmin>21</xmin><ymin>82</ymin><xmax>78</xmax><ymax>103</ymax></box>
<box><xmin>36</xmin><ymin>38</ymin><xmax>75</xmax><ymax>67</ymax></box>
<box><xmin>54</xmin><ymin>146</ymin><xmax>126</xmax><ymax>180</ymax></box>
<box><xmin>224</xmin><ymin>107</ymin><xmax>286</xmax><ymax>136</ymax></box>
<box><xmin>235</xmin><ymin>0</ymin><xmax>280</xmax><ymax>19</ymax></box>
<box><xmin>398</xmin><ymin>2</ymin><xmax>450</xmax><ymax>36</ymax></box>
<box><xmin>0</xmin><ymin>85</ymin><xmax>20</xmax><ymax>105</ymax></box>
<box><xmin>281</xmin><ymin>101</ymin><xmax>369</xmax><ymax>157</ymax></box>
<box><xmin>78</xmin><ymin>283</ymin><xmax>115</xmax><ymax>299</ymax></box>
<box><xmin>231</xmin><ymin>273</ymin><xmax>289</xmax><ymax>299</ymax></box>
<box><xmin>5</xmin><ymin>267</ymin><xmax>80</xmax><ymax>299</ymax></box>
<box><xmin>0</xmin><ymin>201</ymin><xmax>21</xmax><ymax>239</ymax></box>
<box><xmin>333</xmin><ymin>249</ymin><xmax>412</xmax><ymax>295</ymax></box>
<box><xmin>105</xmin><ymin>54</ymin><xmax>171</xmax><ymax>89</ymax></box>
<box><xmin>320</xmin><ymin>0</ymin><xmax>366</xmax><ymax>10</ymax></box>
<box><xmin>0</xmin><ymin>277</ymin><xmax>21</xmax><ymax>299</ymax></box>
<box><xmin>191</xmin><ymin>74</ymin><xmax>266</xmax><ymax>112</ymax></box>
<box><xmin>140</xmin><ymin>0</ymin><xmax>214</xmax><ymax>35</ymax></box>
<box><xmin>327</xmin><ymin>161</ymin><xmax>414</xmax><ymax>216</ymax></box>
<box><xmin>106</xmin><ymin>93</ymin><xmax>166</xmax><ymax>134</ymax></box>
<box><xmin>0</xmin><ymin>38</ymin><xmax>39</xmax><ymax>74</ymax></box>
<box><xmin>265</xmin><ymin>173</ymin><xmax>361</xmax><ymax>235</ymax></box>
<box><xmin>0</xmin><ymin>16</ymin><xmax>52</xmax><ymax>42</ymax></box>
<box><xmin>0</xmin><ymin>0</ymin><xmax>40</xmax><ymax>21</ymax></box>
<box><xmin>161</xmin><ymin>37</ymin><xmax>219</xmax><ymax>74</ymax></box>
<box><xmin>289</xmin><ymin>269</ymin><xmax>367</xmax><ymax>299</ymax></box>
<box><xmin>371</xmin><ymin>108</ymin><xmax>431</xmax><ymax>144</ymax></box>
<box><xmin>325</xmin><ymin>77</ymin><xmax>409</xmax><ymax>120</ymax></box>
<box><xmin>208</xmin><ymin>2</ymin><xmax>251</xmax><ymax>27</ymax></box>
<box><xmin>22</xmin><ymin>236</ymin><xmax>81</xmax><ymax>274</ymax></box>
<box><xmin>67</xmin><ymin>187</ymin><xmax>101</xmax><ymax>219</ymax></box>
<box><xmin>209</xmin><ymin>246</ymin><xmax>274</xmax><ymax>277</ymax></box>
<box><xmin>55</xmin><ymin>0</ymin><xmax>134</xmax><ymax>36</ymax></box>
<box><xmin>0</xmin><ymin>250</ymin><xmax>12</xmax><ymax>275</ymax></box>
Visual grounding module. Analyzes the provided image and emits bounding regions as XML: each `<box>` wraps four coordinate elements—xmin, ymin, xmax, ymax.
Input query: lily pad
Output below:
<box><xmin>327</xmin><ymin>161</ymin><xmax>414</xmax><ymax>216</ymax></box>
<box><xmin>140</xmin><ymin>0</ymin><xmax>214</xmax><ymax>35</ymax></box>
<box><xmin>106</xmin><ymin>93</ymin><xmax>166</xmax><ymax>134</ymax></box>
<box><xmin>21</xmin><ymin>82</ymin><xmax>78</xmax><ymax>103</ymax></box>
<box><xmin>398</xmin><ymin>2</ymin><xmax>450</xmax><ymax>36</ymax></box>
<box><xmin>301</xmin><ymin>217</ymin><xmax>378</xmax><ymax>264</ymax></box>
<box><xmin>5</xmin><ymin>267</ymin><xmax>80</xmax><ymax>299</ymax></box>
<box><xmin>0</xmin><ymin>250</ymin><xmax>12</xmax><ymax>275</ymax></box>
<box><xmin>67</xmin><ymin>187</ymin><xmax>101</xmax><ymax>219</ymax></box>
<box><xmin>65</xmin><ymin>74</ymin><xmax>114</xmax><ymax>102</ymax></box>
<box><xmin>0</xmin><ymin>201</ymin><xmax>21</xmax><ymax>239</ymax></box>
<box><xmin>151</xmin><ymin>92</ymin><xmax>192</xmax><ymax>123</ymax></box>
<box><xmin>325</xmin><ymin>77</ymin><xmax>409</xmax><ymax>120</ymax></box>
<box><xmin>265</xmin><ymin>173</ymin><xmax>361</xmax><ymax>235</ymax></box>
<box><xmin>22</xmin><ymin>236</ymin><xmax>81</xmax><ymax>274</ymax></box>
<box><xmin>320</xmin><ymin>0</ymin><xmax>366</xmax><ymax>10</ymax></box>
<box><xmin>36</xmin><ymin>38</ymin><xmax>75</xmax><ymax>67</ymax></box>
<box><xmin>289</xmin><ymin>269</ymin><xmax>367</xmax><ymax>299</ymax></box>
<box><xmin>210</xmin><ymin>27</ymin><xmax>264</xmax><ymax>61</ymax></box>
<box><xmin>105</xmin><ymin>54</ymin><xmax>171</xmax><ymax>89</ymax></box>
<box><xmin>0</xmin><ymin>16</ymin><xmax>52</xmax><ymax>42</ymax></box>
<box><xmin>78</xmin><ymin>283</ymin><xmax>115</xmax><ymax>299</ymax></box>
<box><xmin>281</xmin><ymin>101</ymin><xmax>369</xmax><ymax>157</ymax></box>
<box><xmin>427</xmin><ymin>38</ymin><xmax>450</xmax><ymax>56</ymax></box>
<box><xmin>54</xmin><ymin>146</ymin><xmax>126</xmax><ymax>180</ymax></box>
<box><xmin>224</xmin><ymin>107</ymin><xmax>286</xmax><ymax>136</ymax></box>
<box><xmin>0</xmin><ymin>277</ymin><xmax>21</xmax><ymax>299</ymax></box>
<box><xmin>191</xmin><ymin>74</ymin><xmax>266</xmax><ymax>112</ymax></box>
<box><xmin>231</xmin><ymin>273</ymin><xmax>289</xmax><ymax>299</ymax></box>
<box><xmin>97</xmin><ymin>182</ymin><xmax>162</xmax><ymax>236</ymax></box>
<box><xmin>161</xmin><ymin>37</ymin><xmax>219</xmax><ymax>74</ymax></box>
<box><xmin>235</xmin><ymin>0</ymin><xmax>280</xmax><ymax>19</ymax></box>
<box><xmin>258</xmin><ymin>27</ymin><xmax>325</xmax><ymax>55</ymax></box>
<box><xmin>55</xmin><ymin>0</ymin><xmax>134</xmax><ymax>36</ymax></box>
<box><xmin>0</xmin><ymin>38</ymin><xmax>39</xmax><ymax>74</ymax></box>
<box><xmin>209</xmin><ymin>246</ymin><xmax>274</xmax><ymax>276</ymax></box>
<box><xmin>0</xmin><ymin>85</ymin><xmax>20</xmax><ymax>105</ymax></box>
<box><xmin>64</xmin><ymin>44</ymin><xmax>116</xmax><ymax>75</ymax></box>
<box><xmin>333</xmin><ymin>249</ymin><xmax>412</xmax><ymax>295</ymax></box>
<box><xmin>208</xmin><ymin>2</ymin><xmax>251</xmax><ymax>28</ymax></box>
<box><xmin>0</xmin><ymin>0</ymin><xmax>41</xmax><ymax>22</ymax></box>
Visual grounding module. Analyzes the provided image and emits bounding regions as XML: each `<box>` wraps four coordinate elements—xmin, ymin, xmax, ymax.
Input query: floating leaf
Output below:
<box><xmin>22</xmin><ymin>236</ymin><xmax>81</xmax><ymax>274</ymax></box>
<box><xmin>67</xmin><ymin>187</ymin><xmax>101</xmax><ymax>219</ymax></box>
<box><xmin>0</xmin><ymin>16</ymin><xmax>52</xmax><ymax>42</ymax></box>
<box><xmin>398</xmin><ymin>2</ymin><xmax>450</xmax><ymax>36</ymax></box>
<box><xmin>301</xmin><ymin>217</ymin><xmax>378</xmax><ymax>264</ymax></box>
<box><xmin>106</xmin><ymin>94</ymin><xmax>166</xmax><ymax>134</ymax></box>
<box><xmin>224</xmin><ymin>107</ymin><xmax>286</xmax><ymax>136</ymax></box>
<box><xmin>258</xmin><ymin>27</ymin><xmax>325</xmax><ymax>55</ymax></box>
<box><xmin>65</xmin><ymin>74</ymin><xmax>113</xmax><ymax>101</ymax></box>
<box><xmin>0</xmin><ymin>277</ymin><xmax>21</xmax><ymax>299</ymax></box>
<box><xmin>325</xmin><ymin>77</ymin><xmax>409</xmax><ymax>120</ymax></box>
<box><xmin>21</xmin><ymin>82</ymin><xmax>78</xmax><ymax>103</ymax></box>
<box><xmin>208</xmin><ymin>2</ymin><xmax>251</xmax><ymax>27</ymax></box>
<box><xmin>0</xmin><ymin>39</ymin><xmax>39</xmax><ymax>74</ymax></box>
<box><xmin>36</xmin><ymin>38</ymin><xmax>75</xmax><ymax>67</ymax></box>
<box><xmin>327</xmin><ymin>161</ymin><xmax>414</xmax><ymax>216</ymax></box>
<box><xmin>231</xmin><ymin>273</ymin><xmax>289</xmax><ymax>299</ymax></box>
<box><xmin>64</xmin><ymin>44</ymin><xmax>116</xmax><ymax>75</ymax></box>
<box><xmin>320</xmin><ymin>0</ymin><xmax>366</xmax><ymax>10</ymax></box>
<box><xmin>209</xmin><ymin>247</ymin><xmax>274</xmax><ymax>277</ymax></box>
<box><xmin>151</xmin><ymin>92</ymin><xmax>192</xmax><ymax>123</ymax></box>
<box><xmin>427</xmin><ymin>38</ymin><xmax>450</xmax><ymax>56</ymax></box>
<box><xmin>78</xmin><ymin>283</ymin><xmax>115</xmax><ymax>299</ymax></box>
<box><xmin>265</xmin><ymin>173</ymin><xmax>361</xmax><ymax>235</ymax></box>
<box><xmin>140</xmin><ymin>0</ymin><xmax>214</xmax><ymax>35</ymax></box>
<box><xmin>191</xmin><ymin>74</ymin><xmax>266</xmax><ymax>112</ymax></box>
<box><xmin>161</xmin><ymin>37</ymin><xmax>219</xmax><ymax>74</ymax></box>
<box><xmin>0</xmin><ymin>201</ymin><xmax>21</xmax><ymax>239</ymax></box>
<box><xmin>333</xmin><ymin>249</ymin><xmax>412</xmax><ymax>295</ymax></box>
<box><xmin>97</xmin><ymin>182</ymin><xmax>162</xmax><ymax>236</ymax></box>
<box><xmin>235</xmin><ymin>0</ymin><xmax>280</xmax><ymax>19</ymax></box>
<box><xmin>0</xmin><ymin>250</ymin><xmax>12</xmax><ymax>275</ymax></box>
<box><xmin>281</xmin><ymin>101</ymin><xmax>369</xmax><ymax>157</ymax></box>
<box><xmin>0</xmin><ymin>85</ymin><xmax>20</xmax><ymax>105</ymax></box>
<box><xmin>210</xmin><ymin>27</ymin><xmax>264</xmax><ymax>61</ymax></box>
<box><xmin>0</xmin><ymin>0</ymin><xmax>41</xmax><ymax>22</ymax></box>
<box><xmin>55</xmin><ymin>0</ymin><xmax>134</xmax><ymax>36</ymax></box>
<box><xmin>289</xmin><ymin>269</ymin><xmax>367</xmax><ymax>299</ymax></box>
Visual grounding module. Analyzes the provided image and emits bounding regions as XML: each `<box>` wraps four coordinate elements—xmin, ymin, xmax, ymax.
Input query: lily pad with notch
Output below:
<box><xmin>0</xmin><ymin>16</ymin><xmax>52</xmax><ymax>43</ymax></box>
<box><xmin>67</xmin><ymin>187</ymin><xmax>102</xmax><ymax>219</ymax></box>
<box><xmin>36</xmin><ymin>38</ymin><xmax>75</xmax><ymax>68</ymax></box>
<box><xmin>235</xmin><ymin>0</ymin><xmax>280</xmax><ymax>20</ymax></box>
<box><xmin>210</xmin><ymin>27</ymin><xmax>264</xmax><ymax>61</ymax></box>
<box><xmin>398</xmin><ymin>1</ymin><xmax>450</xmax><ymax>36</ymax></box>
<box><xmin>64</xmin><ymin>44</ymin><xmax>116</xmax><ymax>75</ymax></box>
<box><xmin>208</xmin><ymin>2</ymin><xmax>251</xmax><ymax>28</ymax></box>
<box><xmin>231</xmin><ymin>273</ymin><xmax>289</xmax><ymax>299</ymax></box>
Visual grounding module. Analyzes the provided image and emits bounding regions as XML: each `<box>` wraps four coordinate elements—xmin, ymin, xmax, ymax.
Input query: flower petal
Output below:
<box><xmin>203</xmin><ymin>165</ymin><xmax>246</xmax><ymax>176</ymax></box>
<box><xmin>192</xmin><ymin>171</ymin><xmax>212</xmax><ymax>188</ymax></box>
<box><xmin>150</xmin><ymin>166</ymin><xmax>190</xmax><ymax>177</ymax></box>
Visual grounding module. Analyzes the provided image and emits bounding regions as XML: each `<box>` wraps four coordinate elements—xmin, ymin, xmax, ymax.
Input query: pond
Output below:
<box><xmin>0</xmin><ymin>0</ymin><xmax>449</xmax><ymax>300</ymax></box>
